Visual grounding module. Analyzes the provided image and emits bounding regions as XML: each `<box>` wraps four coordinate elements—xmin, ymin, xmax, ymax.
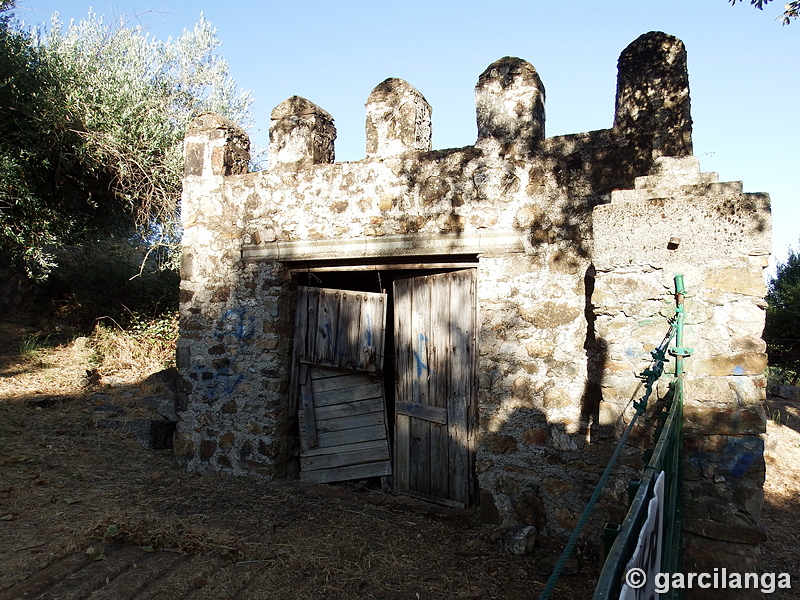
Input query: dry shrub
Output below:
<box><xmin>91</xmin><ymin>517</ymin><xmax>246</xmax><ymax>558</ymax></box>
<box><xmin>91</xmin><ymin>312</ymin><xmax>178</xmax><ymax>380</ymax></box>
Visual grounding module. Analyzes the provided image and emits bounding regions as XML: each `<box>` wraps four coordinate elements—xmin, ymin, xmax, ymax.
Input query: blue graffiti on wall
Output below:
<box><xmin>194</xmin><ymin>308</ymin><xmax>257</xmax><ymax>398</ymax></box>
<box><xmin>218</xmin><ymin>308</ymin><xmax>255</xmax><ymax>341</ymax></box>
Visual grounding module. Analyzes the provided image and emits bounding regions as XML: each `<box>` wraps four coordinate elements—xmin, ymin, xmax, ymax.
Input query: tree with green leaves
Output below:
<box><xmin>730</xmin><ymin>0</ymin><xmax>799</xmax><ymax>24</ymax></box>
<box><xmin>765</xmin><ymin>245</ymin><xmax>800</xmax><ymax>384</ymax></box>
<box><xmin>0</xmin><ymin>3</ymin><xmax>252</xmax><ymax>279</ymax></box>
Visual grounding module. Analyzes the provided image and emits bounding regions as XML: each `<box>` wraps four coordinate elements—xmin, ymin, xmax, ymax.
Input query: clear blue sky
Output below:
<box><xmin>14</xmin><ymin>0</ymin><xmax>800</xmax><ymax>274</ymax></box>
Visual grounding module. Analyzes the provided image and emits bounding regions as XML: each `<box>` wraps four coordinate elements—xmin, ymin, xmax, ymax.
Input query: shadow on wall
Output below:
<box><xmin>582</xmin><ymin>265</ymin><xmax>606</xmax><ymax>424</ymax></box>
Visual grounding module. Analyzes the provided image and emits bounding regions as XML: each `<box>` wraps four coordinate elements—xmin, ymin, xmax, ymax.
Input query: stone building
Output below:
<box><xmin>175</xmin><ymin>31</ymin><xmax>770</xmax><ymax>578</ymax></box>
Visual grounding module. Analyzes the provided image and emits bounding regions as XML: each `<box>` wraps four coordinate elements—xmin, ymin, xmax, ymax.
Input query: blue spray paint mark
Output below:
<box><xmin>218</xmin><ymin>308</ymin><xmax>255</xmax><ymax>341</ymax></box>
<box><xmin>414</xmin><ymin>333</ymin><xmax>430</xmax><ymax>377</ymax></box>
<box><xmin>365</xmin><ymin>313</ymin><xmax>373</xmax><ymax>348</ymax></box>
<box><xmin>689</xmin><ymin>437</ymin><xmax>763</xmax><ymax>479</ymax></box>
<box><xmin>724</xmin><ymin>437</ymin><xmax>762</xmax><ymax>478</ymax></box>
<box><xmin>323</xmin><ymin>322</ymin><xmax>341</xmax><ymax>356</ymax></box>
<box><xmin>733</xmin><ymin>366</ymin><xmax>746</xmax><ymax>375</ymax></box>
<box><xmin>223</xmin><ymin>373</ymin><xmax>245</xmax><ymax>395</ymax></box>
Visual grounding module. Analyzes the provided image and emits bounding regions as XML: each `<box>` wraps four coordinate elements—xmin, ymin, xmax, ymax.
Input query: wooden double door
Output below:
<box><xmin>291</xmin><ymin>269</ymin><xmax>477</xmax><ymax>507</ymax></box>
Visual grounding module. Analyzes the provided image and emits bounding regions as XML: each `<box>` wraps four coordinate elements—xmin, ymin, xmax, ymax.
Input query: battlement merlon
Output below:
<box><xmin>184</xmin><ymin>113</ymin><xmax>250</xmax><ymax>178</ymax></box>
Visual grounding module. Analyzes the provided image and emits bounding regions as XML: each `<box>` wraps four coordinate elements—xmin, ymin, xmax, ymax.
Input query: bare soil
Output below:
<box><xmin>0</xmin><ymin>317</ymin><xmax>596</xmax><ymax>599</ymax></box>
<box><xmin>0</xmin><ymin>316</ymin><xmax>797</xmax><ymax>599</ymax></box>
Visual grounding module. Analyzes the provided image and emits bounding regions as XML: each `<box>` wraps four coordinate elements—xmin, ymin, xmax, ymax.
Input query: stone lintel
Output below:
<box><xmin>241</xmin><ymin>230</ymin><xmax>525</xmax><ymax>262</ymax></box>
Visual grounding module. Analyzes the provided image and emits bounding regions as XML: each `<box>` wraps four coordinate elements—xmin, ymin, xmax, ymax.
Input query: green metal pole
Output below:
<box><xmin>674</xmin><ymin>274</ymin><xmax>685</xmax><ymax>378</ymax></box>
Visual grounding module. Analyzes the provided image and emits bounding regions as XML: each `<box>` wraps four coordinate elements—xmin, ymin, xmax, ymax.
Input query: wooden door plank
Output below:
<box><xmin>394</xmin><ymin>412</ymin><xmax>411</xmax><ymax>492</ymax></box>
<box><xmin>335</xmin><ymin>290</ymin><xmax>361</xmax><ymax>371</ymax></box>
<box><xmin>312</xmin><ymin>382</ymin><xmax>384</xmax><ymax>406</ymax></box>
<box><xmin>410</xmin><ymin>275</ymin><xmax>432</xmax><ymax>408</ymax></box>
<box><xmin>300</xmin><ymin>438</ymin><xmax>388</xmax><ymax>458</ymax></box>
<box><xmin>410</xmin><ymin>275</ymin><xmax>432</xmax><ymax>495</ymax></box>
<box><xmin>393</xmin><ymin>278</ymin><xmax>412</xmax><ymax>492</ymax></box>
<box><xmin>430</xmin><ymin>272</ymin><xmax>451</xmax><ymax>499</ymax></box>
<box><xmin>289</xmin><ymin>287</ymin><xmax>309</xmax><ymax>415</ymax></box>
<box><xmin>314</xmin><ymin>397</ymin><xmax>385</xmax><ymax>421</ymax></box>
<box><xmin>309</xmin><ymin>365</ymin><xmax>352</xmax><ymax>379</ymax></box>
<box><xmin>302</xmin><ymin>287</ymin><xmax>321</xmax><ymax>361</ymax></box>
<box><xmin>312</xmin><ymin>373</ymin><xmax>380</xmax><ymax>393</ymax></box>
<box><xmin>447</xmin><ymin>270</ymin><xmax>475</xmax><ymax>505</ymax></box>
<box><xmin>300</xmin><ymin>461</ymin><xmax>392</xmax><ymax>483</ymax></box>
<box><xmin>301</xmin><ymin>445</ymin><xmax>391</xmax><ymax>471</ymax></box>
<box><xmin>313</xmin><ymin>289</ymin><xmax>341</xmax><ymax>366</ymax></box>
<box><xmin>359</xmin><ymin>293</ymin><xmax>386</xmax><ymax>371</ymax></box>
<box><xmin>395</xmin><ymin>401</ymin><xmax>447</xmax><ymax>424</ymax></box>
<box><xmin>316</xmin><ymin>424</ymin><xmax>387</xmax><ymax>448</ymax></box>
<box><xmin>315</xmin><ymin>411</ymin><xmax>386</xmax><ymax>433</ymax></box>
<box><xmin>298</xmin><ymin>364</ymin><xmax>318</xmax><ymax>450</ymax></box>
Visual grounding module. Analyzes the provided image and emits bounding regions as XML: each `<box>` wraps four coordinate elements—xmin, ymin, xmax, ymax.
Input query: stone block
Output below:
<box><xmin>730</xmin><ymin>334</ymin><xmax>767</xmax><ymax>354</ymax></box>
<box><xmin>705</xmin><ymin>267</ymin><xmax>767</xmax><ymax>297</ymax></box>
<box><xmin>523</xmin><ymin>427</ymin><xmax>549</xmax><ymax>446</ymax></box>
<box><xmin>543</xmin><ymin>388</ymin><xmax>572</xmax><ymax>410</ymax></box>
<box><xmin>519</xmin><ymin>302</ymin><xmax>581</xmax><ymax>328</ymax></box>
<box><xmin>692</xmin><ymin>353</ymin><xmax>767</xmax><ymax>377</ymax></box>
<box><xmin>502</xmin><ymin>525</ymin><xmax>537</xmax><ymax>555</ymax></box>
<box><xmin>683</xmin><ymin>404</ymin><xmax>766</xmax><ymax>435</ymax></box>
<box><xmin>599</xmin><ymin>399</ymin><xmax>626</xmax><ymax>426</ymax></box>
<box><xmin>199</xmin><ymin>439</ymin><xmax>217</xmax><ymax>460</ymax></box>
<box><xmin>143</xmin><ymin>396</ymin><xmax>178</xmax><ymax>422</ymax></box>
<box><xmin>173</xmin><ymin>431</ymin><xmax>195</xmax><ymax>461</ymax></box>
<box><xmin>269</xmin><ymin>96</ymin><xmax>336</xmax><ymax>166</ymax></box>
<box><xmin>185</xmin><ymin>113</ymin><xmax>250</xmax><ymax>177</ymax></box>
<box><xmin>683</xmin><ymin>533</ymin><xmax>762</xmax><ymax>584</ymax></box>
<box><xmin>483</xmin><ymin>434</ymin><xmax>518</xmax><ymax>455</ymax></box>
<box><xmin>684</xmin><ymin>376</ymin><xmax>765</xmax><ymax>405</ymax></box>
<box><xmin>615</xmin><ymin>33</ymin><xmax>692</xmax><ymax>155</ymax></box>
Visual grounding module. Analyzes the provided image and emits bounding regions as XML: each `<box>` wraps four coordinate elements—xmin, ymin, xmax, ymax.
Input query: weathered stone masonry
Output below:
<box><xmin>176</xmin><ymin>31</ymin><xmax>770</xmax><ymax>578</ymax></box>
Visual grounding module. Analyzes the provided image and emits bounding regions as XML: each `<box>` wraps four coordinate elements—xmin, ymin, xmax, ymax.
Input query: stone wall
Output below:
<box><xmin>593</xmin><ymin>155</ymin><xmax>770</xmax><ymax>587</ymax></box>
<box><xmin>175</xmin><ymin>30</ymin><xmax>770</xmax><ymax>577</ymax></box>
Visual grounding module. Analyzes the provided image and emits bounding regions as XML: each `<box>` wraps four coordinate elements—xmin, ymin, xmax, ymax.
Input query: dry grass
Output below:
<box><xmin>90</xmin><ymin>313</ymin><xmax>178</xmax><ymax>382</ymax></box>
<box><xmin>0</xmin><ymin>316</ymin><xmax>598</xmax><ymax>599</ymax></box>
<box><xmin>1</xmin><ymin>315</ymin><xmax>798</xmax><ymax>599</ymax></box>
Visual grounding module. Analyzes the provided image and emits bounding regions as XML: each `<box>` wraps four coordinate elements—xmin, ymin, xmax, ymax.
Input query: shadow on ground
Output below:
<box><xmin>0</xmin><ymin>383</ymin><xmax>601</xmax><ymax>600</ymax></box>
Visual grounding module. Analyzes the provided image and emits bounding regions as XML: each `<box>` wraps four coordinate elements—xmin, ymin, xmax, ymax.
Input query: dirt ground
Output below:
<box><xmin>0</xmin><ymin>316</ymin><xmax>798</xmax><ymax>599</ymax></box>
